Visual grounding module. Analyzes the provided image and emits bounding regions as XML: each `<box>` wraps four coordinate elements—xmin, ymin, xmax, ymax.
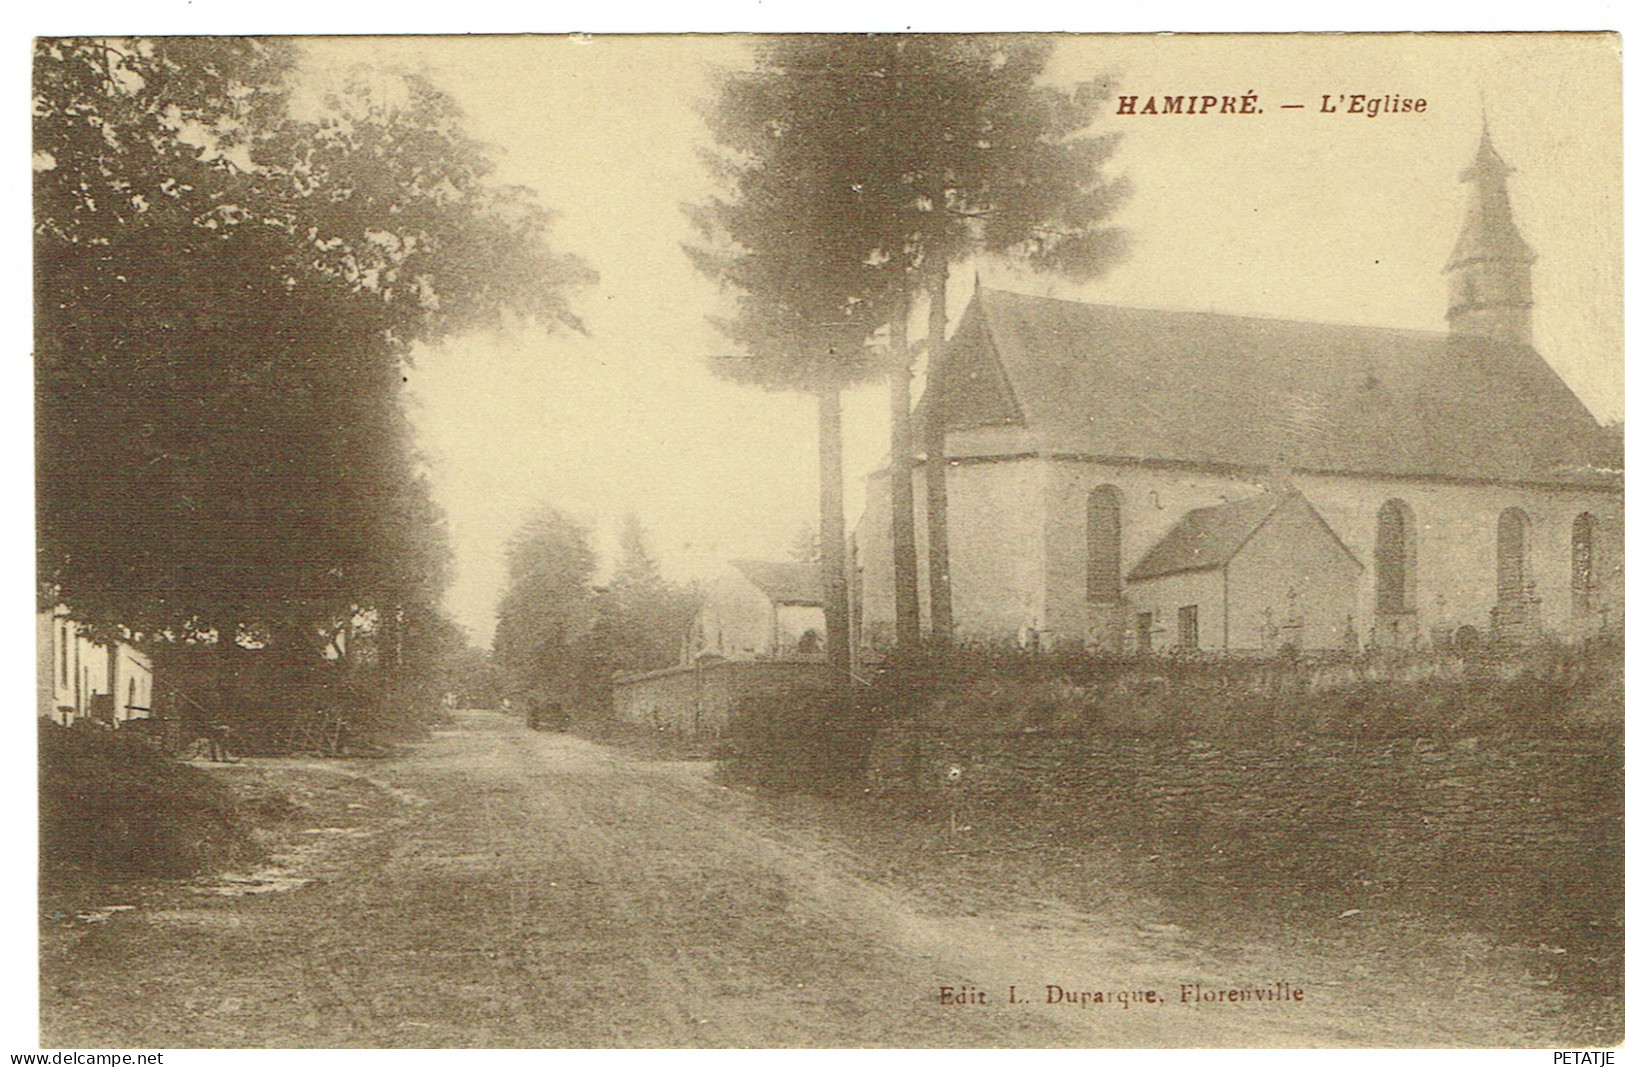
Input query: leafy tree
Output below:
<box><xmin>596</xmin><ymin>514</ymin><xmax>696</xmax><ymax>698</ymax></box>
<box><xmin>34</xmin><ymin>37</ymin><xmax>595</xmax><ymax>666</ymax></box>
<box><xmin>491</xmin><ymin>505</ymin><xmax>598</xmax><ymax>703</ymax></box>
<box><xmin>492</xmin><ymin>510</ymin><xmax>695</xmax><ymax>713</ymax></box>
<box><xmin>441</xmin><ymin>645</ymin><xmax>504</xmax><ymax>710</ymax></box>
<box><xmin>613</xmin><ymin>512</ymin><xmax>662</xmax><ymax>590</ymax></box>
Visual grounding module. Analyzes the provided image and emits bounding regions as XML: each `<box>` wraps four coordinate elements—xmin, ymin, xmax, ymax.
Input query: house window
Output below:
<box><xmin>1086</xmin><ymin>485</ymin><xmax>1123</xmax><ymax>603</ymax></box>
<box><xmin>1497</xmin><ymin>508</ymin><xmax>1533</xmax><ymax>605</ymax></box>
<box><xmin>1135</xmin><ymin>612</ymin><xmax>1153</xmax><ymax>652</ymax></box>
<box><xmin>1375</xmin><ymin>498</ymin><xmax>1416</xmax><ymax>614</ymax></box>
<box><xmin>59</xmin><ymin>624</ymin><xmax>69</xmax><ymax>686</ymax></box>
<box><xmin>1573</xmin><ymin>512</ymin><xmax>1597</xmax><ymax>615</ymax></box>
<box><xmin>1177</xmin><ymin>605</ymin><xmax>1199</xmax><ymax>649</ymax></box>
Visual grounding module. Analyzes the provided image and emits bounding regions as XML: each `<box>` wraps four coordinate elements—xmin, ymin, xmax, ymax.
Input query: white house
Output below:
<box><xmin>683</xmin><ymin>560</ymin><xmax>826</xmax><ymax>663</ymax></box>
<box><xmin>36</xmin><ymin>606</ymin><xmax>154</xmax><ymax>725</ymax></box>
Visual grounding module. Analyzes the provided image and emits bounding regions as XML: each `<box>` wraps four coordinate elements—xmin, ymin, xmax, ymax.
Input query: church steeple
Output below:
<box><xmin>1445</xmin><ymin>127</ymin><xmax>1535</xmax><ymax>346</ymax></box>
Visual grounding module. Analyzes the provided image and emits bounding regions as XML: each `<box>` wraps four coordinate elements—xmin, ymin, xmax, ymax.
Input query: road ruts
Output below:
<box><xmin>41</xmin><ymin>709</ymin><xmax>1551</xmax><ymax>1047</ymax></box>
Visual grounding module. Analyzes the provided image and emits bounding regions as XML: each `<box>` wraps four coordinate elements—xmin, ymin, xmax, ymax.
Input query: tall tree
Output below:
<box><xmin>604</xmin><ymin>513</ymin><xmax>696</xmax><ymax>678</ymax></box>
<box><xmin>614</xmin><ymin>512</ymin><xmax>661</xmax><ymax>590</ymax></box>
<box><xmin>687</xmin><ymin>38</ymin><xmax>895</xmax><ymax>674</ymax></box>
<box><xmin>691</xmin><ymin>37</ymin><xmax>1128</xmax><ymax>656</ymax></box>
<box><xmin>491</xmin><ymin>505</ymin><xmax>598</xmax><ymax>702</ymax></box>
<box><xmin>34</xmin><ymin>38</ymin><xmax>595</xmax><ymax>658</ymax></box>
<box><xmin>857</xmin><ymin>36</ymin><xmax>1131</xmax><ymax>647</ymax></box>
<box><xmin>492</xmin><ymin>510</ymin><xmax>695</xmax><ymax>712</ymax></box>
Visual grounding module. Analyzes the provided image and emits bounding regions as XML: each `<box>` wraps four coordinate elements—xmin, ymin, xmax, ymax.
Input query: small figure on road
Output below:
<box><xmin>526</xmin><ymin>697</ymin><xmax>569</xmax><ymax>731</ymax></box>
<box><xmin>205</xmin><ymin>722</ymin><xmax>236</xmax><ymax>762</ymax></box>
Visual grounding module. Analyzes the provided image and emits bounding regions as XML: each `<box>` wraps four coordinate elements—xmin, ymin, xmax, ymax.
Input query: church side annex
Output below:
<box><xmin>854</xmin><ymin>130</ymin><xmax>1624</xmax><ymax>654</ymax></box>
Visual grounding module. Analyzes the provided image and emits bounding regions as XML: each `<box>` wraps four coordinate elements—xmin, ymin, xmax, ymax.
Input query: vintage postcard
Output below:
<box><xmin>30</xmin><ymin>32</ymin><xmax>1623</xmax><ymax>1051</ymax></box>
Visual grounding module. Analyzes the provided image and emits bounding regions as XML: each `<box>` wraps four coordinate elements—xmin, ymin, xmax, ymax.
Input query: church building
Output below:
<box><xmin>853</xmin><ymin>132</ymin><xmax>1623</xmax><ymax>654</ymax></box>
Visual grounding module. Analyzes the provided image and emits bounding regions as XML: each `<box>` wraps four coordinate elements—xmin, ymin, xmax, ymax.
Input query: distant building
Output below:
<box><xmin>615</xmin><ymin>559</ymin><xmax>834</xmax><ymax>737</ymax></box>
<box><xmin>36</xmin><ymin>606</ymin><xmax>153</xmax><ymax>725</ymax></box>
<box><xmin>683</xmin><ymin>559</ymin><xmax>826</xmax><ymax>663</ymax></box>
<box><xmin>855</xmin><ymin>131</ymin><xmax>1623</xmax><ymax>654</ymax></box>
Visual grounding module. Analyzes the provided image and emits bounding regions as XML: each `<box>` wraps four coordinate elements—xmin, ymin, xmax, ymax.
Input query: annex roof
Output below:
<box><xmin>1126</xmin><ymin>491</ymin><xmax>1359</xmax><ymax>582</ymax></box>
<box><xmin>1126</xmin><ymin>493</ymin><xmax>1287</xmax><ymax>581</ymax></box>
<box><xmin>729</xmin><ymin>559</ymin><xmax>823</xmax><ymax>606</ymax></box>
<box><xmin>930</xmin><ymin>288</ymin><xmax>1620</xmax><ymax>487</ymax></box>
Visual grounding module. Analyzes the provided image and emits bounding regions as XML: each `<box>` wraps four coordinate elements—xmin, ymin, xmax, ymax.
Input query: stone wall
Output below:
<box><xmin>612</xmin><ymin>658</ymin><xmax>843</xmax><ymax>738</ymax></box>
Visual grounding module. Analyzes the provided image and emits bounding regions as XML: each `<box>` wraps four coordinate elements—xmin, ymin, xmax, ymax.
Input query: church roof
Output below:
<box><xmin>932</xmin><ymin>287</ymin><xmax>1620</xmax><ymax>487</ymax></box>
<box><xmin>1126</xmin><ymin>491</ymin><xmax>1358</xmax><ymax>581</ymax></box>
<box><xmin>730</xmin><ymin>559</ymin><xmax>823</xmax><ymax>606</ymax></box>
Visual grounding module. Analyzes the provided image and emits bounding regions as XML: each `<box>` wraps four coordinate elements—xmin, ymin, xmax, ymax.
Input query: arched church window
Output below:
<box><xmin>1375</xmin><ymin>499</ymin><xmax>1417</xmax><ymax>614</ymax></box>
<box><xmin>1086</xmin><ymin>485</ymin><xmax>1123</xmax><ymax>603</ymax></box>
<box><xmin>1497</xmin><ymin>508</ymin><xmax>1533</xmax><ymax>605</ymax></box>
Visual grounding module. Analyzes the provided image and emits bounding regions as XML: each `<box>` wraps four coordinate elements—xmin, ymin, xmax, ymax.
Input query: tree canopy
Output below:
<box><xmin>603</xmin><ymin>514</ymin><xmax>696</xmax><ymax>678</ymax></box>
<box><xmin>491</xmin><ymin>508</ymin><xmax>694</xmax><ymax>710</ymax></box>
<box><xmin>689</xmin><ymin>35</ymin><xmax>1129</xmax><ymax>362</ymax></box>
<box><xmin>686</xmin><ymin>38</ymin><xmax>893</xmax><ymax>394</ymax></box>
<box><xmin>688</xmin><ymin>37</ymin><xmax>907</xmax><ymax>669</ymax></box>
<box><xmin>492</xmin><ymin>505</ymin><xmax>599</xmax><ymax>701</ymax></box>
<box><xmin>689</xmin><ymin>35</ymin><xmax>1130</xmax><ymax>652</ymax></box>
<box><xmin>34</xmin><ymin>37</ymin><xmax>595</xmax><ymax>649</ymax></box>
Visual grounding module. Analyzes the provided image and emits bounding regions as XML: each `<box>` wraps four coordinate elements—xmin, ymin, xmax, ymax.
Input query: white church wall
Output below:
<box><xmin>857</xmin><ymin>445</ymin><xmax>1620</xmax><ymax>652</ymax></box>
<box><xmin>1295</xmin><ymin>474</ymin><xmax>1622</xmax><ymax>645</ymax></box>
<box><xmin>1040</xmin><ymin>458</ymin><xmax>1273</xmax><ymax>643</ymax></box>
<box><xmin>937</xmin><ymin>457</ymin><xmax>1048</xmax><ymax>641</ymax></box>
<box><xmin>1033</xmin><ymin>457</ymin><xmax>1619</xmax><ymax>649</ymax></box>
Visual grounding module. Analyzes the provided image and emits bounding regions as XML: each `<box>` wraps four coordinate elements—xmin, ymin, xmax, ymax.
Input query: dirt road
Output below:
<box><xmin>41</xmin><ymin>709</ymin><xmax>1559</xmax><ymax>1047</ymax></box>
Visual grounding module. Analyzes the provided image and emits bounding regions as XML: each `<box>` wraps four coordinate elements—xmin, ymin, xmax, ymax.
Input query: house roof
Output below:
<box><xmin>1126</xmin><ymin>493</ymin><xmax>1288</xmax><ymax>581</ymax></box>
<box><xmin>730</xmin><ymin>559</ymin><xmax>823</xmax><ymax>606</ymax></box>
<box><xmin>931</xmin><ymin>288</ymin><xmax>1620</xmax><ymax>487</ymax></box>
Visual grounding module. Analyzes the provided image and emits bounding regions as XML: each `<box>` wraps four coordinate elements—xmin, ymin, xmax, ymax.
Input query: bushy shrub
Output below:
<box><xmin>717</xmin><ymin>690</ymin><xmax>875</xmax><ymax>792</ymax></box>
<box><xmin>39</xmin><ymin>720</ymin><xmax>262</xmax><ymax>888</ymax></box>
<box><xmin>722</xmin><ymin>641</ymin><xmax>1621</xmax><ymax>792</ymax></box>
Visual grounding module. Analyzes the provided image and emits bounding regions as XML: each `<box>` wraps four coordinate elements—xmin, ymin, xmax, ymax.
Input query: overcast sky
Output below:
<box><xmin>295</xmin><ymin>33</ymin><xmax>1622</xmax><ymax>648</ymax></box>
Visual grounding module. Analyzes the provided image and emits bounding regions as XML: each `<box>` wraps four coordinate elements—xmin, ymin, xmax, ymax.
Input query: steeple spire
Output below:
<box><xmin>1445</xmin><ymin>125</ymin><xmax>1535</xmax><ymax>346</ymax></box>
